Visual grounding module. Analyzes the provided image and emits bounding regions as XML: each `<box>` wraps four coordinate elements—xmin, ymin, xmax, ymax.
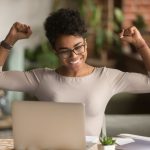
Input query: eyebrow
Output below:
<box><xmin>58</xmin><ymin>42</ymin><xmax>82</xmax><ymax>50</ymax></box>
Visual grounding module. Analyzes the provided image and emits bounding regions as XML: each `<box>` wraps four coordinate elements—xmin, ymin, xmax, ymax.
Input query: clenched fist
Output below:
<box><xmin>120</xmin><ymin>26</ymin><xmax>146</xmax><ymax>49</ymax></box>
<box><xmin>5</xmin><ymin>22</ymin><xmax>32</xmax><ymax>45</ymax></box>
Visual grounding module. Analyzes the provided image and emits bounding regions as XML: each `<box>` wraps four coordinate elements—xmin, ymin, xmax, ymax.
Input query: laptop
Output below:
<box><xmin>12</xmin><ymin>101</ymin><xmax>86</xmax><ymax>150</ymax></box>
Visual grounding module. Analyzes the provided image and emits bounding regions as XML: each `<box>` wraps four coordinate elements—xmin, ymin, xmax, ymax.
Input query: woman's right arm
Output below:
<box><xmin>0</xmin><ymin>22</ymin><xmax>32</xmax><ymax>67</ymax></box>
<box><xmin>0</xmin><ymin>22</ymin><xmax>36</xmax><ymax>93</ymax></box>
<box><xmin>0</xmin><ymin>69</ymin><xmax>44</xmax><ymax>93</ymax></box>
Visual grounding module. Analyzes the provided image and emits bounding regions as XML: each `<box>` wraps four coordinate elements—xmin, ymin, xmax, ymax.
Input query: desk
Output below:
<box><xmin>1</xmin><ymin>138</ymin><xmax>150</xmax><ymax>150</ymax></box>
<box><xmin>0</xmin><ymin>139</ymin><xmax>130</xmax><ymax>150</ymax></box>
<box><xmin>0</xmin><ymin>139</ymin><xmax>14</xmax><ymax>150</ymax></box>
<box><xmin>0</xmin><ymin>139</ymin><xmax>101</xmax><ymax>150</ymax></box>
<box><xmin>0</xmin><ymin>140</ymin><xmax>115</xmax><ymax>150</ymax></box>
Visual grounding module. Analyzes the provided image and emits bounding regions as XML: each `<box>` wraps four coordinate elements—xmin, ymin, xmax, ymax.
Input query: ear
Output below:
<box><xmin>84</xmin><ymin>38</ymin><xmax>87</xmax><ymax>44</ymax></box>
<box><xmin>84</xmin><ymin>39</ymin><xmax>87</xmax><ymax>49</ymax></box>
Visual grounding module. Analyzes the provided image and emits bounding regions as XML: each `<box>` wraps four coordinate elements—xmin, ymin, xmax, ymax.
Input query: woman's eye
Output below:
<box><xmin>75</xmin><ymin>45</ymin><xmax>82</xmax><ymax>50</ymax></box>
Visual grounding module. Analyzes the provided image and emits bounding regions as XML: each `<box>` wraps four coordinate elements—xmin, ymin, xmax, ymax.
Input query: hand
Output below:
<box><xmin>4</xmin><ymin>22</ymin><xmax>32</xmax><ymax>45</ymax></box>
<box><xmin>120</xmin><ymin>26</ymin><xmax>146</xmax><ymax>49</ymax></box>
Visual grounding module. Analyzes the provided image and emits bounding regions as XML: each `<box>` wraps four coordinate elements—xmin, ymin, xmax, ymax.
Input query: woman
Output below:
<box><xmin>0</xmin><ymin>8</ymin><xmax>150</xmax><ymax>136</ymax></box>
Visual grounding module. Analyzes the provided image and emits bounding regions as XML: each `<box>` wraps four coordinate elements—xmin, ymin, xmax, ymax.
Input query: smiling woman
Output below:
<box><xmin>44</xmin><ymin>8</ymin><xmax>93</xmax><ymax>77</ymax></box>
<box><xmin>0</xmin><ymin>8</ymin><xmax>150</xmax><ymax>136</ymax></box>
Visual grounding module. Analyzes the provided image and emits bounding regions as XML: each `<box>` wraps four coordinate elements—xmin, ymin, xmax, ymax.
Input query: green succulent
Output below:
<box><xmin>99</xmin><ymin>136</ymin><xmax>116</xmax><ymax>145</ymax></box>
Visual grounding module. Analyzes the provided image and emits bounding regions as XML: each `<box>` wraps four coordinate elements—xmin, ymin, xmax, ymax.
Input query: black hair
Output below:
<box><xmin>44</xmin><ymin>8</ymin><xmax>87</xmax><ymax>49</ymax></box>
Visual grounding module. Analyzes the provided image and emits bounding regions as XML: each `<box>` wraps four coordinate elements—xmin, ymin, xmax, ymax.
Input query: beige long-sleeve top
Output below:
<box><xmin>0</xmin><ymin>66</ymin><xmax>150</xmax><ymax>136</ymax></box>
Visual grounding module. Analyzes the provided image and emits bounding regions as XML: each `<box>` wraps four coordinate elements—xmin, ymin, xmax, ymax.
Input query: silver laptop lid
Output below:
<box><xmin>12</xmin><ymin>101</ymin><xmax>86</xmax><ymax>150</ymax></box>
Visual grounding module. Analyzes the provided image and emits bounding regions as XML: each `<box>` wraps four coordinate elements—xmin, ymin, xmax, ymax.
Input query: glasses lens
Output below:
<box><xmin>74</xmin><ymin>45</ymin><xmax>85</xmax><ymax>54</ymax></box>
<box><xmin>58</xmin><ymin>51</ymin><xmax>70</xmax><ymax>59</ymax></box>
<box><xmin>57</xmin><ymin>44</ymin><xmax>85</xmax><ymax>59</ymax></box>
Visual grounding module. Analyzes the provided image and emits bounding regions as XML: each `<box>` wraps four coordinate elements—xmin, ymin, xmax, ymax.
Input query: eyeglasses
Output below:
<box><xmin>56</xmin><ymin>43</ymin><xmax>85</xmax><ymax>59</ymax></box>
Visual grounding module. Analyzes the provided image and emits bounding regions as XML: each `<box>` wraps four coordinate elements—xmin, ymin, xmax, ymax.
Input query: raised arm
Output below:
<box><xmin>120</xmin><ymin>26</ymin><xmax>150</xmax><ymax>71</ymax></box>
<box><xmin>0</xmin><ymin>22</ymin><xmax>32</xmax><ymax>67</ymax></box>
<box><xmin>0</xmin><ymin>22</ymin><xmax>39</xmax><ymax>93</ymax></box>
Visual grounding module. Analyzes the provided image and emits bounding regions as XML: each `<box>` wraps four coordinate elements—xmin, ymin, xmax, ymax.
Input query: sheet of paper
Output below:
<box><xmin>86</xmin><ymin>136</ymin><xmax>99</xmax><ymax>150</ymax></box>
<box><xmin>115</xmin><ymin>137</ymin><xmax>135</xmax><ymax>145</ymax></box>
<box><xmin>118</xmin><ymin>133</ymin><xmax>150</xmax><ymax>142</ymax></box>
<box><xmin>116</xmin><ymin>139</ymin><xmax>150</xmax><ymax>150</ymax></box>
<box><xmin>117</xmin><ymin>134</ymin><xmax>150</xmax><ymax>150</ymax></box>
<box><xmin>86</xmin><ymin>136</ymin><xmax>99</xmax><ymax>143</ymax></box>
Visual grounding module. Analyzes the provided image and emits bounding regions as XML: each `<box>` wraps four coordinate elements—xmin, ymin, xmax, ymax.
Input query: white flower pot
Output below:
<box><xmin>101</xmin><ymin>144</ymin><xmax>115</xmax><ymax>150</ymax></box>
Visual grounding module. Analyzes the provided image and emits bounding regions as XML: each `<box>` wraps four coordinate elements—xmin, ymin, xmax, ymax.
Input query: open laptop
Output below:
<box><xmin>12</xmin><ymin>101</ymin><xmax>86</xmax><ymax>150</ymax></box>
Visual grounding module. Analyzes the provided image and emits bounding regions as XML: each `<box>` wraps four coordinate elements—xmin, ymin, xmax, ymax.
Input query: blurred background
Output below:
<box><xmin>0</xmin><ymin>0</ymin><xmax>150</xmax><ymax>138</ymax></box>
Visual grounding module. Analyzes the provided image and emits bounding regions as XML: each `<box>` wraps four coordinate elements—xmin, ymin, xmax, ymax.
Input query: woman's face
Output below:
<box><xmin>54</xmin><ymin>35</ymin><xmax>87</xmax><ymax>70</ymax></box>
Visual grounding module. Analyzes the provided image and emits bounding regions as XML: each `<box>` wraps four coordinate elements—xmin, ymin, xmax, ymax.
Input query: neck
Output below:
<box><xmin>57</xmin><ymin>64</ymin><xmax>94</xmax><ymax>77</ymax></box>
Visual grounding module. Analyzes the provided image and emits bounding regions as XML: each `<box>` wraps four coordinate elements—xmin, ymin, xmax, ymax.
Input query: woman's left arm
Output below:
<box><xmin>120</xmin><ymin>26</ymin><xmax>150</xmax><ymax>71</ymax></box>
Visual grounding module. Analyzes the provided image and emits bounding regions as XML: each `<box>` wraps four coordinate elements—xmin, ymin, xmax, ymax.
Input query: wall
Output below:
<box><xmin>123</xmin><ymin>0</ymin><xmax>150</xmax><ymax>30</ymax></box>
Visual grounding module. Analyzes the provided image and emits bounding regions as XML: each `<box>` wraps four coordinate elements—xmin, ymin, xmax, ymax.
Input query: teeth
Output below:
<box><xmin>70</xmin><ymin>59</ymin><xmax>80</xmax><ymax>64</ymax></box>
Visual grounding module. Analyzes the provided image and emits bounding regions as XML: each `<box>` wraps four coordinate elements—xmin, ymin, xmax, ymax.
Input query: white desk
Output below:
<box><xmin>1</xmin><ymin>138</ymin><xmax>150</xmax><ymax>150</ymax></box>
<box><xmin>0</xmin><ymin>139</ymin><xmax>100</xmax><ymax>150</ymax></box>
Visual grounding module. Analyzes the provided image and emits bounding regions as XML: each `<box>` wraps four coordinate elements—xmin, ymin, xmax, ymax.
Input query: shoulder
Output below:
<box><xmin>95</xmin><ymin>67</ymin><xmax>125</xmax><ymax>77</ymax></box>
<box><xmin>26</xmin><ymin>67</ymin><xmax>56</xmax><ymax>81</ymax></box>
<box><xmin>29</xmin><ymin>67</ymin><xmax>55</xmax><ymax>74</ymax></box>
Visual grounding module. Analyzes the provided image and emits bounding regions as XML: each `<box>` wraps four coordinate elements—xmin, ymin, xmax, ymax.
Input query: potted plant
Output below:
<box><xmin>77</xmin><ymin>0</ymin><xmax>124</xmax><ymax>67</ymax></box>
<box><xmin>76</xmin><ymin>0</ymin><xmax>104</xmax><ymax>58</ymax></box>
<box><xmin>99</xmin><ymin>136</ymin><xmax>116</xmax><ymax>150</ymax></box>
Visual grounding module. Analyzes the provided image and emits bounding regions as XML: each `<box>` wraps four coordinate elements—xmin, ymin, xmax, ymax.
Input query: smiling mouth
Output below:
<box><xmin>69</xmin><ymin>59</ymin><xmax>80</xmax><ymax>64</ymax></box>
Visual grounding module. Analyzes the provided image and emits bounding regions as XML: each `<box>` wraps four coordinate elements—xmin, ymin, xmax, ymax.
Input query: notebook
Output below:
<box><xmin>12</xmin><ymin>101</ymin><xmax>86</xmax><ymax>150</ymax></box>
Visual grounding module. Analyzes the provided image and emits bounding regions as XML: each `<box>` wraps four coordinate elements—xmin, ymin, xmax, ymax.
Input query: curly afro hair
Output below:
<box><xmin>44</xmin><ymin>8</ymin><xmax>87</xmax><ymax>49</ymax></box>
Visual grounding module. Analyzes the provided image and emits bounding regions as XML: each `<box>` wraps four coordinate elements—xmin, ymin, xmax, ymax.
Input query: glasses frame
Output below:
<box><xmin>55</xmin><ymin>41</ymin><xmax>86</xmax><ymax>59</ymax></box>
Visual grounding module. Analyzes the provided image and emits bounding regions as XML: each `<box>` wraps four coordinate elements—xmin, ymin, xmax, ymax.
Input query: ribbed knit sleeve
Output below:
<box><xmin>0</xmin><ymin>67</ymin><xmax>46</xmax><ymax>93</ymax></box>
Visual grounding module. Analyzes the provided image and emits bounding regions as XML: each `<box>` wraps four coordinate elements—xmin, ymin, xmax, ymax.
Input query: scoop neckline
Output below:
<box><xmin>54</xmin><ymin>67</ymin><xmax>97</xmax><ymax>79</ymax></box>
